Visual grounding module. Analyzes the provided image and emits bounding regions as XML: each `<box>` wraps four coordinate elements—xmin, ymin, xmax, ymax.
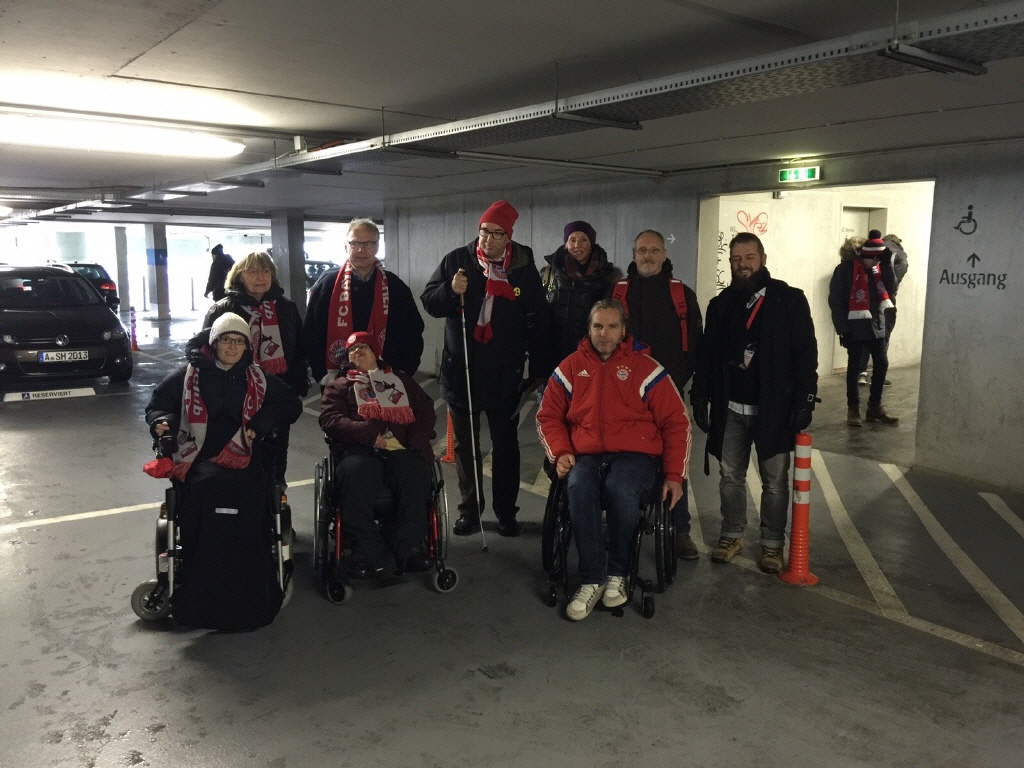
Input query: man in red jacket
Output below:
<box><xmin>537</xmin><ymin>299</ymin><xmax>690</xmax><ymax>621</ymax></box>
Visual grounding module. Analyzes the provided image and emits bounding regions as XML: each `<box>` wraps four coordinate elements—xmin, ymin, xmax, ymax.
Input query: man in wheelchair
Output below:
<box><xmin>319</xmin><ymin>332</ymin><xmax>437</xmax><ymax>579</ymax></box>
<box><xmin>537</xmin><ymin>299</ymin><xmax>690</xmax><ymax>621</ymax></box>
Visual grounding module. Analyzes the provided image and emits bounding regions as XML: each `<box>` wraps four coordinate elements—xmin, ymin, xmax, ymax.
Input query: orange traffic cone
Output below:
<box><xmin>779</xmin><ymin>432</ymin><xmax>817</xmax><ymax>586</ymax></box>
<box><xmin>439</xmin><ymin>410</ymin><xmax>456</xmax><ymax>464</ymax></box>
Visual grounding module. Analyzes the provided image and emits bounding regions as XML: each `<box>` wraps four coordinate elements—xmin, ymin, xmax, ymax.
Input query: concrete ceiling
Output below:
<box><xmin>1</xmin><ymin>0</ymin><xmax>1022</xmax><ymax>228</ymax></box>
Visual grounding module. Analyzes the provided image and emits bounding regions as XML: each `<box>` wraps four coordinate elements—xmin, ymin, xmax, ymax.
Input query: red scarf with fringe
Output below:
<box><xmin>848</xmin><ymin>259</ymin><xmax>894</xmax><ymax>319</ymax></box>
<box><xmin>347</xmin><ymin>365</ymin><xmax>414</xmax><ymax>424</ymax></box>
<box><xmin>473</xmin><ymin>244</ymin><xmax>515</xmax><ymax>343</ymax></box>
<box><xmin>245</xmin><ymin>301</ymin><xmax>287</xmax><ymax>374</ymax></box>
<box><xmin>325</xmin><ymin>260</ymin><xmax>389</xmax><ymax>383</ymax></box>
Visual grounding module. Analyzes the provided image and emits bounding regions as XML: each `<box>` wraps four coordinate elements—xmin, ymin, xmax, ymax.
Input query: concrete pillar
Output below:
<box><xmin>271</xmin><ymin>209</ymin><xmax>306</xmax><ymax>315</ymax></box>
<box><xmin>114</xmin><ymin>226</ymin><xmax>130</xmax><ymax>312</ymax></box>
<box><xmin>145</xmin><ymin>223</ymin><xmax>170</xmax><ymax>320</ymax></box>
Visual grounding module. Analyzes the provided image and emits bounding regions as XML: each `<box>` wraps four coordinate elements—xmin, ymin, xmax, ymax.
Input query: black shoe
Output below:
<box><xmin>497</xmin><ymin>518</ymin><xmax>521</xmax><ymax>537</ymax></box>
<box><xmin>453</xmin><ymin>514</ymin><xmax>481</xmax><ymax>536</ymax></box>
<box><xmin>347</xmin><ymin>559</ymin><xmax>378</xmax><ymax>580</ymax></box>
<box><xmin>402</xmin><ymin>551</ymin><xmax>433</xmax><ymax>573</ymax></box>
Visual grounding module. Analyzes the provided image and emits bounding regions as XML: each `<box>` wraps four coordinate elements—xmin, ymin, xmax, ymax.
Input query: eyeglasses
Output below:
<box><xmin>347</xmin><ymin>240</ymin><xmax>379</xmax><ymax>250</ymax></box>
<box><xmin>244</xmin><ymin>268</ymin><xmax>271</xmax><ymax>276</ymax></box>
<box><xmin>479</xmin><ymin>228</ymin><xmax>507</xmax><ymax>241</ymax></box>
<box><xmin>217</xmin><ymin>336</ymin><xmax>248</xmax><ymax>347</ymax></box>
<box><xmin>633</xmin><ymin>246</ymin><xmax>664</xmax><ymax>256</ymax></box>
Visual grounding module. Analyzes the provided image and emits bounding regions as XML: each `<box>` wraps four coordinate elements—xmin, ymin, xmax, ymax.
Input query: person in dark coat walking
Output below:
<box><xmin>541</xmin><ymin>220</ymin><xmax>622</xmax><ymax>362</ymax></box>
<box><xmin>304</xmin><ymin>218</ymin><xmax>424</xmax><ymax>384</ymax></box>
<box><xmin>421</xmin><ymin>200</ymin><xmax>552</xmax><ymax>538</ymax></box>
<box><xmin>829</xmin><ymin>229</ymin><xmax>899</xmax><ymax>426</ymax></box>
<box><xmin>319</xmin><ymin>332</ymin><xmax>437</xmax><ymax>579</ymax></box>
<box><xmin>201</xmin><ymin>250</ymin><xmax>309</xmax><ymax>485</ymax></box>
<box><xmin>204</xmin><ymin>244</ymin><xmax>234</xmax><ymax>302</ymax></box>
<box><xmin>614</xmin><ymin>229</ymin><xmax>702</xmax><ymax>561</ymax></box>
<box><xmin>691</xmin><ymin>232</ymin><xmax>818</xmax><ymax>574</ymax></box>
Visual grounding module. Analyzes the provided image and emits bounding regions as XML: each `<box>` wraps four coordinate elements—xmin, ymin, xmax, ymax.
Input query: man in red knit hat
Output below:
<box><xmin>421</xmin><ymin>200</ymin><xmax>553</xmax><ymax>538</ymax></box>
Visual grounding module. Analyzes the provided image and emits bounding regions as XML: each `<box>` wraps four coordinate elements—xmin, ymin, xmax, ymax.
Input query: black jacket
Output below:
<box><xmin>692</xmin><ymin>269</ymin><xmax>818</xmax><ymax>465</ymax></box>
<box><xmin>618</xmin><ymin>260</ymin><xmax>703</xmax><ymax>392</ymax></box>
<box><xmin>304</xmin><ymin>266</ymin><xmax>424</xmax><ymax>381</ymax></box>
<box><xmin>828</xmin><ymin>257</ymin><xmax>898</xmax><ymax>341</ymax></box>
<box><xmin>204</xmin><ymin>252</ymin><xmax>234</xmax><ymax>301</ymax></box>
<box><xmin>146</xmin><ymin>332</ymin><xmax>303</xmax><ymax>464</ymax></box>
<box><xmin>421</xmin><ymin>241</ymin><xmax>552</xmax><ymax>412</ymax></box>
<box><xmin>541</xmin><ymin>243</ymin><xmax>622</xmax><ymax>361</ymax></box>
<box><xmin>202</xmin><ymin>284</ymin><xmax>309</xmax><ymax>397</ymax></box>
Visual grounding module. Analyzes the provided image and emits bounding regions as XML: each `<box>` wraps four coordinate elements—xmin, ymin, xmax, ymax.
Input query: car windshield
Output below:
<box><xmin>70</xmin><ymin>264</ymin><xmax>107</xmax><ymax>280</ymax></box>
<box><xmin>0</xmin><ymin>275</ymin><xmax>103</xmax><ymax>308</ymax></box>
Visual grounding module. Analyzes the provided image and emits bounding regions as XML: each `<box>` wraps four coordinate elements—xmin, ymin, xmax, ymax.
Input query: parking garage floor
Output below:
<box><xmin>2</xmin><ymin>314</ymin><xmax>1023</xmax><ymax>768</ymax></box>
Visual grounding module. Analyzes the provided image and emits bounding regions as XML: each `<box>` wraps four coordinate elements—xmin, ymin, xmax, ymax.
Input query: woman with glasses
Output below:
<box><xmin>201</xmin><ymin>250</ymin><xmax>309</xmax><ymax>485</ymax></box>
<box><xmin>146</xmin><ymin>312</ymin><xmax>302</xmax><ymax>481</ymax></box>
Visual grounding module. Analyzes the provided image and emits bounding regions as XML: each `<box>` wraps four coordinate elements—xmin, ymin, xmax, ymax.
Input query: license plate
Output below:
<box><xmin>38</xmin><ymin>350</ymin><xmax>89</xmax><ymax>363</ymax></box>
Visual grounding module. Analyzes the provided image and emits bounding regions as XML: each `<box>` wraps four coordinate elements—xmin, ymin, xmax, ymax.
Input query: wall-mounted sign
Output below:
<box><xmin>779</xmin><ymin>166</ymin><xmax>820</xmax><ymax>183</ymax></box>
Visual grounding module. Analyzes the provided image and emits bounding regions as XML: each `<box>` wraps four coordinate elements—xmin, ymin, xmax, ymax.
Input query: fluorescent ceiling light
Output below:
<box><xmin>0</xmin><ymin>114</ymin><xmax>246</xmax><ymax>158</ymax></box>
<box><xmin>881</xmin><ymin>42</ymin><xmax>987</xmax><ymax>76</ymax></box>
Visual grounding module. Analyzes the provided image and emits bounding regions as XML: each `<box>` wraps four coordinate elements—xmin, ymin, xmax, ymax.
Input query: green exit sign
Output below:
<box><xmin>779</xmin><ymin>166</ymin><xmax>821</xmax><ymax>183</ymax></box>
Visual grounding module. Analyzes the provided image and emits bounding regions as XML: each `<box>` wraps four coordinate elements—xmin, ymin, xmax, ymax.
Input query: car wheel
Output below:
<box><xmin>108</xmin><ymin>366</ymin><xmax>133</xmax><ymax>383</ymax></box>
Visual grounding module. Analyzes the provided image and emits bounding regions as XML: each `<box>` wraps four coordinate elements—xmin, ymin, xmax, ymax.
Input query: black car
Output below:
<box><xmin>66</xmin><ymin>262</ymin><xmax>119</xmax><ymax>303</ymax></box>
<box><xmin>0</xmin><ymin>266</ymin><xmax>133</xmax><ymax>384</ymax></box>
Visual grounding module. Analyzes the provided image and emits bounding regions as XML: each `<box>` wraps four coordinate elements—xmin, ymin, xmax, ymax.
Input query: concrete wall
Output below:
<box><xmin>385</xmin><ymin>138</ymin><xmax>1024</xmax><ymax>491</ymax></box>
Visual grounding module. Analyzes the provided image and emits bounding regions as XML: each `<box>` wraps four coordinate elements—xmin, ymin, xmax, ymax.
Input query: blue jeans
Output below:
<box><xmin>718</xmin><ymin>410</ymin><xmax>790</xmax><ymax>548</ymax></box>
<box><xmin>566</xmin><ymin>453</ymin><xmax>658</xmax><ymax>583</ymax></box>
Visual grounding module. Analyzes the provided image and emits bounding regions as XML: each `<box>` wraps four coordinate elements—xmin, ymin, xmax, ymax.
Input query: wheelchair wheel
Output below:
<box><xmin>642</xmin><ymin>594</ymin><xmax>655</xmax><ymax>619</ymax></box>
<box><xmin>429</xmin><ymin>459</ymin><xmax>449</xmax><ymax>562</ymax></box>
<box><xmin>131</xmin><ymin>579</ymin><xmax>171</xmax><ymax>621</ymax></box>
<box><xmin>432</xmin><ymin>566</ymin><xmax>458</xmax><ymax>593</ymax></box>
<box><xmin>314</xmin><ymin>457</ymin><xmax>333</xmax><ymax>583</ymax></box>
<box><xmin>326</xmin><ymin>576</ymin><xmax>353</xmax><ymax>605</ymax></box>
<box><xmin>654</xmin><ymin>499</ymin><xmax>673</xmax><ymax>593</ymax></box>
<box><xmin>541</xmin><ymin>478</ymin><xmax>567</xmax><ymax>573</ymax></box>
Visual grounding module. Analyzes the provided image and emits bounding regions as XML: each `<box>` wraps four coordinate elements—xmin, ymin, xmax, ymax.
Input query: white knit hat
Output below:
<box><xmin>209</xmin><ymin>313</ymin><xmax>251</xmax><ymax>346</ymax></box>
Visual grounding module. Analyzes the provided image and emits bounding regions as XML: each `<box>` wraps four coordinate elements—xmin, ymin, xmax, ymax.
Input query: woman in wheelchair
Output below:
<box><xmin>537</xmin><ymin>300</ymin><xmax>689</xmax><ymax>621</ymax></box>
<box><xmin>146</xmin><ymin>313</ymin><xmax>302</xmax><ymax>479</ymax></box>
<box><xmin>318</xmin><ymin>331</ymin><xmax>437</xmax><ymax>579</ymax></box>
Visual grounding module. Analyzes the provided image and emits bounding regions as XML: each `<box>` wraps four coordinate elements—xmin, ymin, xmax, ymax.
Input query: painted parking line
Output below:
<box><xmin>980</xmin><ymin>492</ymin><xmax>1024</xmax><ymax>541</ymax></box>
<box><xmin>882</xmin><ymin>463</ymin><xmax>1024</xmax><ymax>646</ymax></box>
<box><xmin>813</xmin><ymin>449</ymin><xmax>908</xmax><ymax>618</ymax></box>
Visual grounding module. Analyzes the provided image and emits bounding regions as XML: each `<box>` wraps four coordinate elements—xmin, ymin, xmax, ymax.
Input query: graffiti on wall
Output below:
<box><xmin>736</xmin><ymin>210</ymin><xmax>768</xmax><ymax>235</ymax></box>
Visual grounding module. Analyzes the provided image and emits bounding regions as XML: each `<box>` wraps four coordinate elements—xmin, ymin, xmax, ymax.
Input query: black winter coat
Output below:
<box><xmin>205</xmin><ymin>252</ymin><xmax>234</xmax><ymax>301</ymax></box>
<box><xmin>203</xmin><ymin>284</ymin><xmax>309</xmax><ymax>397</ymax></box>
<box><xmin>146</xmin><ymin>334</ymin><xmax>303</xmax><ymax>464</ymax></box>
<box><xmin>828</xmin><ymin>258</ymin><xmax>897</xmax><ymax>341</ymax></box>
<box><xmin>541</xmin><ymin>243</ymin><xmax>622</xmax><ymax>361</ymax></box>
<box><xmin>304</xmin><ymin>266</ymin><xmax>424</xmax><ymax>381</ymax></box>
<box><xmin>421</xmin><ymin>241</ymin><xmax>552</xmax><ymax>412</ymax></box>
<box><xmin>691</xmin><ymin>270</ymin><xmax>818</xmax><ymax>466</ymax></box>
<box><xmin>618</xmin><ymin>260</ymin><xmax>703</xmax><ymax>392</ymax></box>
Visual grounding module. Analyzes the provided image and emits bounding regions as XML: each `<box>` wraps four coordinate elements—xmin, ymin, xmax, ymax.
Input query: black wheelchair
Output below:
<box><xmin>313</xmin><ymin>448</ymin><xmax>457</xmax><ymax>604</ymax></box>
<box><xmin>131</xmin><ymin>439</ymin><xmax>294</xmax><ymax>627</ymax></box>
<box><xmin>541</xmin><ymin>464</ymin><xmax>676</xmax><ymax>619</ymax></box>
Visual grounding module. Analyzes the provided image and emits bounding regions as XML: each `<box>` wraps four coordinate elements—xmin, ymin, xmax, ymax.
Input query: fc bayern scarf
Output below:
<box><xmin>346</xmin><ymin>365</ymin><xmax>415</xmax><ymax>424</ymax></box>
<box><xmin>325</xmin><ymin>260</ymin><xmax>389</xmax><ymax>384</ymax></box>
<box><xmin>473</xmin><ymin>244</ymin><xmax>515</xmax><ymax>344</ymax></box>
<box><xmin>169</xmin><ymin>363</ymin><xmax>267</xmax><ymax>481</ymax></box>
<box><xmin>848</xmin><ymin>259</ymin><xmax>894</xmax><ymax>320</ymax></box>
<box><xmin>244</xmin><ymin>302</ymin><xmax>287</xmax><ymax>375</ymax></box>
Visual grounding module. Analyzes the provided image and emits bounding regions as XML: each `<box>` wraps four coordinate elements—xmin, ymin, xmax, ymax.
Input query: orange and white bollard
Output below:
<box><xmin>439</xmin><ymin>410</ymin><xmax>456</xmax><ymax>464</ymax></box>
<box><xmin>129</xmin><ymin>306</ymin><xmax>140</xmax><ymax>352</ymax></box>
<box><xmin>779</xmin><ymin>432</ymin><xmax>817</xmax><ymax>586</ymax></box>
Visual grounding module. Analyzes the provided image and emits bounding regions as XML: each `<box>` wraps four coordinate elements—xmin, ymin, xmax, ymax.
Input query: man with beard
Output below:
<box><xmin>612</xmin><ymin>229</ymin><xmax>702</xmax><ymax>561</ymax></box>
<box><xmin>690</xmin><ymin>233</ymin><xmax>818</xmax><ymax>574</ymax></box>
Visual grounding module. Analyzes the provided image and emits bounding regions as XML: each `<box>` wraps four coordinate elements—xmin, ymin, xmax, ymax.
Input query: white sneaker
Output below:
<box><xmin>857</xmin><ymin>372</ymin><xmax>868</xmax><ymax>386</ymax></box>
<box><xmin>602</xmin><ymin>576</ymin><xmax>628</xmax><ymax>608</ymax></box>
<box><xmin>566</xmin><ymin>583</ymin><xmax>604</xmax><ymax>621</ymax></box>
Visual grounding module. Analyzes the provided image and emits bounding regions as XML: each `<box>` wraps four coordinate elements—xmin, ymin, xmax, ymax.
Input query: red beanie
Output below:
<box><xmin>345</xmin><ymin>331</ymin><xmax>380</xmax><ymax>358</ymax></box>
<box><xmin>479</xmin><ymin>200</ymin><xmax>518</xmax><ymax>237</ymax></box>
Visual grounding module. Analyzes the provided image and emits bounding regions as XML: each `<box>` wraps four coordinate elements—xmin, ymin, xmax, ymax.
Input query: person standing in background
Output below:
<box><xmin>205</xmin><ymin>244</ymin><xmax>234</xmax><ymax>303</ymax></box>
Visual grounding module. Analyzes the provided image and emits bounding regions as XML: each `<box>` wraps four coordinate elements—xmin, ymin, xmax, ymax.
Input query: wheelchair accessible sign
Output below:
<box><xmin>4</xmin><ymin>387</ymin><xmax>96</xmax><ymax>402</ymax></box>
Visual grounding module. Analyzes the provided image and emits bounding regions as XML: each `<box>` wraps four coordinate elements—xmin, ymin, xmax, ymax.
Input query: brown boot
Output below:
<box><xmin>847</xmin><ymin>407</ymin><xmax>862</xmax><ymax>426</ymax></box>
<box><xmin>865</xmin><ymin>403</ymin><xmax>899</xmax><ymax>424</ymax></box>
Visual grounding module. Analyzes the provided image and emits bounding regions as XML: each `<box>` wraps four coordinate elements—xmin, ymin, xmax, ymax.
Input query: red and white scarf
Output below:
<box><xmin>244</xmin><ymin>302</ymin><xmax>287</xmax><ymax>375</ymax></box>
<box><xmin>848</xmin><ymin>259</ymin><xmax>894</xmax><ymax>320</ymax></box>
<box><xmin>324</xmin><ymin>260</ymin><xmax>389</xmax><ymax>384</ymax></box>
<box><xmin>473</xmin><ymin>244</ymin><xmax>515</xmax><ymax>344</ymax></box>
<box><xmin>169</xmin><ymin>363</ymin><xmax>267</xmax><ymax>481</ymax></box>
<box><xmin>346</xmin><ymin>365</ymin><xmax>414</xmax><ymax>424</ymax></box>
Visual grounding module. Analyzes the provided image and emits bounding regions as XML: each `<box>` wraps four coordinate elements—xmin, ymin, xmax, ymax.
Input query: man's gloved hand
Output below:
<box><xmin>789</xmin><ymin>407</ymin><xmax>813</xmax><ymax>433</ymax></box>
<box><xmin>838</xmin><ymin>335</ymin><xmax>848</xmax><ymax>348</ymax></box>
<box><xmin>691</xmin><ymin>399</ymin><xmax>711</xmax><ymax>434</ymax></box>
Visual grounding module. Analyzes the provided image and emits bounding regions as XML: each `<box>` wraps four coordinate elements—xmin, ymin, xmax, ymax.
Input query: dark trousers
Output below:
<box><xmin>336</xmin><ymin>447</ymin><xmax>431</xmax><ymax>569</ymax></box>
<box><xmin>858</xmin><ymin>329</ymin><xmax>892</xmax><ymax>375</ymax></box>
<box><xmin>847</xmin><ymin>338</ymin><xmax>888</xmax><ymax>408</ymax></box>
<box><xmin>448</xmin><ymin>403</ymin><xmax>520</xmax><ymax>521</ymax></box>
